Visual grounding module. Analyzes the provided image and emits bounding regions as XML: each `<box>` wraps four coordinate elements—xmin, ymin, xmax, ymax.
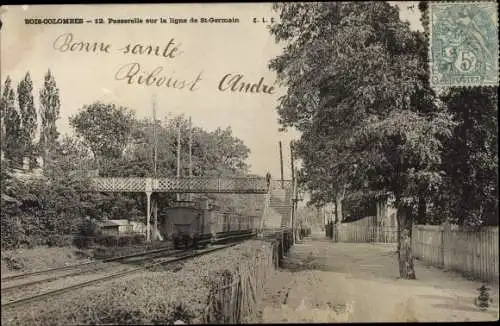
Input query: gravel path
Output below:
<box><xmin>256</xmin><ymin>235</ymin><xmax>499</xmax><ymax>323</ymax></box>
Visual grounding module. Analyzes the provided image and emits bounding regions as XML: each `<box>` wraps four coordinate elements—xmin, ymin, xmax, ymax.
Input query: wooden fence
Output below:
<box><xmin>330</xmin><ymin>216</ymin><xmax>398</xmax><ymax>243</ymax></box>
<box><xmin>205</xmin><ymin>233</ymin><xmax>292</xmax><ymax>323</ymax></box>
<box><xmin>329</xmin><ymin>218</ymin><xmax>499</xmax><ymax>283</ymax></box>
<box><xmin>412</xmin><ymin>225</ymin><xmax>499</xmax><ymax>283</ymax></box>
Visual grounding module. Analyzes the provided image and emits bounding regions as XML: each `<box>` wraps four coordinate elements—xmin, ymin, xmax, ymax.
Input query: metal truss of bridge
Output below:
<box><xmin>89</xmin><ymin>176</ymin><xmax>294</xmax><ymax>243</ymax></box>
<box><xmin>90</xmin><ymin>177</ymin><xmax>269</xmax><ymax>194</ymax></box>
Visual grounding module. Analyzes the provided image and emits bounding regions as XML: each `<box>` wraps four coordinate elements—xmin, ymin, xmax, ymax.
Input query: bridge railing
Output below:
<box><xmin>90</xmin><ymin>177</ymin><xmax>269</xmax><ymax>193</ymax></box>
<box><xmin>91</xmin><ymin>178</ymin><xmax>147</xmax><ymax>192</ymax></box>
<box><xmin>270</xmin><ymin>180</ymin><xmax>293</xmax><ymax>190</ymax></box>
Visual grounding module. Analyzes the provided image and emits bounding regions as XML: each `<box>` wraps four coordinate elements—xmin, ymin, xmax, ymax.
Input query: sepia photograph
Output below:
<box><xmin>0</xmin><ymin>2</ymin><xmax>498</xmax><ymax>324</ymax></box>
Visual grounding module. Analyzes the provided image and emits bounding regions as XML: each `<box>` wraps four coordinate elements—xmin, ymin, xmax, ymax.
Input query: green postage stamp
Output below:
<box><xmin>429</xmin><ymin>1</ymin><xmax>499</xmax><ymax>87</ymax></box>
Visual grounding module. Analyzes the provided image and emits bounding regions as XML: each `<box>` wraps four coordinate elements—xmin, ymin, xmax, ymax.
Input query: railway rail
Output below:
<box><xmin>1</xmin><ymin>230</ymin><xmax>253</xmax><ymax>285</ymax></box>
<box><xmin>1</xmin><ymin>231</ymin><xmax>256</xmax><ymax>310</ymax></box>
<box><xmin>1</xmin><ymin>246</ymin><xmax>178</xmax><ymax>294</ymax></box>
<box><xmin>1</xmin><ymin>244</ymin><xmax>174</xmax><ymax>283</ymax></box>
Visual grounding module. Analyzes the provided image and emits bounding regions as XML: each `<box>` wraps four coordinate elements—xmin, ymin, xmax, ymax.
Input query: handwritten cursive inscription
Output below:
<box><xmin>53</xmin><ymin>33</ymin><xmax>111</xmax><ymax>53</ymax></box>
<box><xmin>218</xmin><ymin>74</ymin><xmax>275</xmax><ymax>94</ymax></box>
<box><xmin>118</xmin><ymin>39</ymin><xmax>182</xmax><ymax>58</ymax></box>
<box><xmin>115</xmin><ymin>62</ymin><xmax>203</xmax><ymax>91</ymax></box>
<box><xmin>51</xmin><ymin>33</ymin><xmax>278</xmax><ymax>95</ymax></box>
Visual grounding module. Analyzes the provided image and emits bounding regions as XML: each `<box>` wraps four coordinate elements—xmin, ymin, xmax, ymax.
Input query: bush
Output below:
<box><xmin>1</xmin><ymin>168</ymin><xmax>144</xmax><ymax>250</ymax></box>
<box><xmin>71</xmin><ymin>233</ymin><xmax>146</xmax><ymax>251</ymax></box>
<box><xmin>77</xmin><ymin>218</ymin><xmax>101</xmax><ymax>237</ymax></box>
<box><xmin>132</xmin><ymin>234</ymin><xmax>146</xmax><ymax>245</ymax></box>
<box><xmin>72</xmin><ymin>235</ymin><xmax>94</xmax><ymax>249</ymax></box>
<box><xmin>94</xmin><ymin>235</ymin><xmax>116</xmax><ymax>247</ymax></box>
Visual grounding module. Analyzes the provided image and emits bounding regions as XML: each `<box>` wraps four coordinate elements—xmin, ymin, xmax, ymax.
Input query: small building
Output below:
<box><xmin>98</xmin><ymin>219</ymin><xmax>133</xmax><ymax>235</ymax></box>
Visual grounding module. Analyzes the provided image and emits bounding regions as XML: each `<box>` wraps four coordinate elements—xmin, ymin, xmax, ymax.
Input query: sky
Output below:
<box><xmin>0</xmin><ymin>2</ymin><xmax>422</xmax><ymax>181</ymax></box>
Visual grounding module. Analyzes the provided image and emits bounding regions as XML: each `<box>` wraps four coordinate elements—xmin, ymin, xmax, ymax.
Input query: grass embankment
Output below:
<box><xmin>2</xmin><ymin>240</ymin><xmax>277</xmax><ymax>325</ymax></box>
<box><xmin>1</xmin><ymin>247</ymin><xmax>92</xmax><ymax>276</ymax></box>
<box><xmin>1</xmin><ymin>238</ymin><xmax>169</xmax><ymax>276</ymax></box>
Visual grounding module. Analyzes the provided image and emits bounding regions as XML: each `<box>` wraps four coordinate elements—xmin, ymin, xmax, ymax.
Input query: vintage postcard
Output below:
<box><xmin>0</xmin><ymin>2</ymin><xmax>498</xmax><ymax>324</ymax></box>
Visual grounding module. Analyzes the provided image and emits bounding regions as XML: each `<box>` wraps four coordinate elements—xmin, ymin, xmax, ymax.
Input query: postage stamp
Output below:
<box><xmin>429</xmin><ymin>1</ymin><xmax>499</xmax><ymax>87</ymax></box>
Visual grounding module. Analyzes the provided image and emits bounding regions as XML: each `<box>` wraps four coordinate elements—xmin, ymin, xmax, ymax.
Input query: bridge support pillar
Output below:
<box><xmin>153</xmin><ymin>199</ymin><xmax>158</xmax><ymax>241</ymax></box>
<box><xmin>146</xmin><ymin>191</ymin><xmax>151</xmax><ymax>242</ymax></box>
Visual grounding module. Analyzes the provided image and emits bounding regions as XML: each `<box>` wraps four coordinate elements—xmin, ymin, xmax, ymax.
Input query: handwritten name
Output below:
<box><xmin>218</xmin><ymin>74</ymin><xmax>275</xmax><ymax>94</ymax></box>
<box><xmin>51</xmin><ymin>33</ymin><xmax>277</xmax><ymax>96</ymax></box>
<box><xmin>115</xmin><ymin>62</ymin><xmax>203</xmax><ymax>91</ymax></box>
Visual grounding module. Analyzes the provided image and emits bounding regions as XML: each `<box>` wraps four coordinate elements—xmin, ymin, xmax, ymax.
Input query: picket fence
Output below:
<box><xmin>330</xmin><ymin>216</ymin><xmax>398</xmax><ymax>243</ymax></box>
<box><xmin>329</xmin><ymin>218</ymin><xmax>499</xmax><ymax>283</ymax></box>
<box><xmin>412</xmin><ymin>225</ymin><xmax>499</xmax><ymax>283</ymax></box>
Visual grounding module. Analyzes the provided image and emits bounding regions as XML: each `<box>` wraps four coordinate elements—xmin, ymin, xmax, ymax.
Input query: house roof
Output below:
<box><xmin>98</xmin><ymin>219</ymin><xmax>131</xmax><ymax>227</ymax></box>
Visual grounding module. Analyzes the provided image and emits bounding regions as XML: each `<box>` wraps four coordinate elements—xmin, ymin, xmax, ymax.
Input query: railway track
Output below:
<box><xmin>1</xmin><ymin>244</ymin><xmax>174</xmax><ymax>284</ymax></box>
<box><xmin>1</xmin><ymin>232</ymin><xmax>256</xmax><ymax>309</ymax></box>
<box><xmin>1</xmin><ymin>230</ymin><xmax>253</xmax><ymax>285</ymax></box>
<box><xmin>1</xmin><ymin>246</ymin><xmax>179</xmax><ymax>295</ymax></box>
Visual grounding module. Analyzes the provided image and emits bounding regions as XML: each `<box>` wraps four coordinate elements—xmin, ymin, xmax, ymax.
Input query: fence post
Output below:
<box><xmin>441</xmin><ymin>222</ymin><xmax>449</xmax><ymax>268</ymax></box>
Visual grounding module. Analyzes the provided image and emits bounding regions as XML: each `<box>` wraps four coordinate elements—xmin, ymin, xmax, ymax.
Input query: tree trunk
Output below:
<box><xmin>333</xmin><ymin>199</ymin><xmax>338</xmax><ymax>224</ymax></box>
<box><xmin>396</xmin><ymin>201</ymin><xmax>416</xmax><ymax>279</ymax></box>
<box><xmin>336</xmin><ymin>194</ymin><xmax>343</xmax><ymax>223</ymax></box>
<box><xmin>396</xmin><ymin>223</ymin><xmax>401</xmax><ymax>253</ymax></box>
<box><xmin>417</xmin><ymin>195</ymin><xmax>426</xmax><ymax>225</ymax></box>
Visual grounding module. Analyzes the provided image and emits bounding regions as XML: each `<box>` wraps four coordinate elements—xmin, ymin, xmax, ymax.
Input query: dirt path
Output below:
<box><xmin>256</xmin><ymin>235</ymin><xmax>499</xmax><ymax>323</ymax></box>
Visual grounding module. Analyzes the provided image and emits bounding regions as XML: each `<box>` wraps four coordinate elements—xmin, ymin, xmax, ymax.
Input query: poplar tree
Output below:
<box><xmin>17</xmin><ymin>72</ymin><xmax>37</xmax><ymax>167</ymax></box>
<box><xmin>39</xmin><ymin>70</ymin><xmax>61</xmax><ymax>166</ymax></box>
<box><xmin>2</xmin><ymin>76</ymin><xmax>22</xmax><ymax>167</ymax></box>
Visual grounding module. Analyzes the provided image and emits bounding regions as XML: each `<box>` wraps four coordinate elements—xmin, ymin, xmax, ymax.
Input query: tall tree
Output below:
<box><xmin>435</xmin><ymin>88</ymin><xmax>498</xmax><ymax>226</ymax></box>
<box><xmin>115</xmin><ymin>114</ymin><xmax>250</xmax><ymax>178</ymax></box>
<box><xmin>39</xmin><ymin>70</ymin><xmax>61</xmax><ymax>167</ymax></box>
<box><xmin>2</xmin><ymin>76</ymin><xmax>23</xmax><ymax>167</ymax></box>
<box><xmin>418</xmin><ymin>1</ymin><xmax>498</xmax><ymax>227</ymax></box>
<box><xmin>46</xmin><ymin>135</ymin><xmax>94</xmax><ymax>177</ymax></box>
<box><xmin>17</xmin><ymin>72</ymin><xmax>37</xmax><ymax>167</ymax></box>
<box><xmin>69</xmin><ymin>102</ymin><xmax>135</xmax><ymax>170</ymax></box>
<box><xmin>0</xmin><ymin>80</ymin><xmax>6</xmax><ymax>158</ymax></box>
<box><xmin>268</xmin><ymin>2</ymin><xmax>455</xmax><ymax>279</ymax></box>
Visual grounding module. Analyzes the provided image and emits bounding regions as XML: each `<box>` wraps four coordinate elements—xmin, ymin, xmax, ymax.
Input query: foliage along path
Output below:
<box><xmin>255</xmin><ymin>235</ymin><xmax>499</xmax><ymax>323</ymax></box>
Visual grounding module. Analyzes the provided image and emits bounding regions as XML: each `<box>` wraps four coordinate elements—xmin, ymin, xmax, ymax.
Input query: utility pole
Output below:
<box><xmin>176</xmin><ymin>118</ymin><xmax>181</xmax><ymax>202</ymax></box>
<box><xmin>152</xmin><ymin>94</ymin><xmax>158</xmax><ymax>177</ymax></box>
<box><xmin>290</xmin><ymin>142</ymin><xmax>296</xmax><ymax>245</ymax></box>
<box><xmin>152</xmin><ymin>94</ymin><xmax>158</xmax><ymax>241</ymax></box>
<box><xmin>279</xmin><ymin>141</ymin><xmax>284</xmax><ymax>189</ymax></box>
<box><xmin>188</xmin><ymin>116</ymin><xmax>193</xmax><ymax>202</ymax></box>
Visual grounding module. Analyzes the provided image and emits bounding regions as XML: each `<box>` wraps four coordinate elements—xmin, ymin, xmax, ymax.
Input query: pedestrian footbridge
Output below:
<box><xmin>90</xmin><ymin>177</ymin><xmax>269</xmax><ymax>194</ymax></box>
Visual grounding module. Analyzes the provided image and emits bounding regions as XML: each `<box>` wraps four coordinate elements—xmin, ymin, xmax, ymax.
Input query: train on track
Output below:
<box><xmin>162</xmin><ymin>200</ymin><xmax>260</xmax><ymax>249</ymax></box>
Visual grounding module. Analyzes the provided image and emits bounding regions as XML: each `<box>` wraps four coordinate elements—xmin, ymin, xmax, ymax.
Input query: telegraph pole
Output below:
<box><xmin>188</xmin><ymin>116</ymin><xmax>193</xmax><ymax>201</ymax></box>
<box><xmin>152</xmin><ymin>94</ymin><xmax>158</xmax><ymax>177</ymax></box>
<box><xmin>152</xmin><ymin>94</ymin><xmax>158</xmax><ymax>241</ymax></box>
<box><xmin>290</xmin><ymin>142</ymin><xmax>296</xmax><ymax>244</ymax></box>
<box><xmin>279</xmin><ymin>141</ymin><xmax>284</xmax><ymax>189</ymax></box>
<box><xmin>176</xmin><ymin>118</ymin><xmax>181</xmax><ymax>202</ymax></box>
